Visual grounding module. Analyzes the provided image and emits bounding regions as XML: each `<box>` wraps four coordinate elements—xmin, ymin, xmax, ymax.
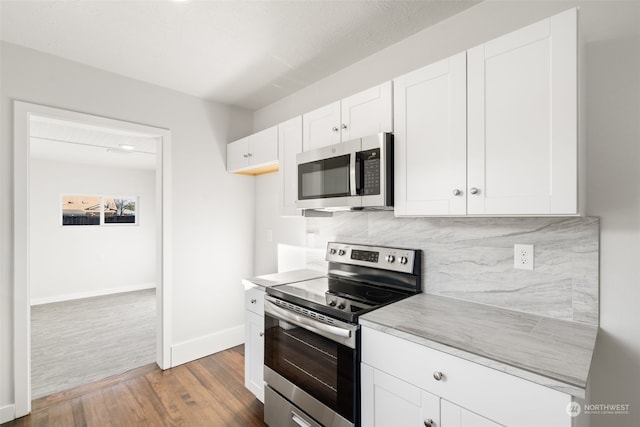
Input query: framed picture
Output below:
<box><xmin>61</xmin><ymin>195</ymin><xmax>101</xmax><ymax>226</ymax></box>
<box><xmin>61</xmin><ymin>195</ymin><xmax>138</xmax><ymax>226</ymax></box>
<box><xmin>103</xmin><ymin>196</ymin><xmax>137</xmax><ymax>224</ymax></box>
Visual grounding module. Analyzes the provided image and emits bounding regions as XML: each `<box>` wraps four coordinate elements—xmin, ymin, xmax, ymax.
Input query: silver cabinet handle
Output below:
<box><xmin>247</xmin><ymin>152</ymin><xmax>252</xmax><ymax>157</ymax></box>
<box><xmin>433</xmin><ymin>371</ymin><xmax>444</xmax><ymax>381</ymax></box>
<box><xmin>424</xmin><ymin>419</ymin><xmax>435</xmax><ymax>427</ymax></box>
<box><xmin>243</xmin><ymin>154</ymin><xmax>248</xmax><ymax>158</ymax></box>
<box><xmin>259</xmin><ymin>331</ymin><xmax>264</xmax><ymax>337</ymax></box>
<box><xmin>331</xmin><ymin>126</ymin><xmax>339</xmax><ymax>132</ymax></box>
<box><xmin>469</xmin><ymin>187</ymin><xmax>479</xmax><ymax>195</ymax></box>
<box><xmin>341</xmin><ymin>123</ymin><xmax>347</xmax><ymax>129</ymax></box>
<box><xmin>453</xmin><ymin>189</ymin><xmax>462</xmax><ymax>196</ymax></box>
<box><xmin>250</xmin><ymin>298</ymin><xmax>257</xmax><ymax>304</ymax></box>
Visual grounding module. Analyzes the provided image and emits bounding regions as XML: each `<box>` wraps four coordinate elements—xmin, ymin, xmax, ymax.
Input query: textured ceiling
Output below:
<box><xmin>0</xmin><ymin>0</ymin><xmax>479</xmax><ymax>110</ymax></box>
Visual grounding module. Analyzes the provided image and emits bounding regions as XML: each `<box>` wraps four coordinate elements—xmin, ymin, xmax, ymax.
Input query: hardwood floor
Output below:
<box><xmin>3</xmin><ymin>345</ymin><xmax>266</xmax><ymax>427</ymax></box>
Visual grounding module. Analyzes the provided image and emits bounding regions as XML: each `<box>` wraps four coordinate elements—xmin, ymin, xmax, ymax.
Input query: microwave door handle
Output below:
<box><xmin>349</xmin><ymin>152</ymin><xmax>357</xmax><ymax>196</ymax></box>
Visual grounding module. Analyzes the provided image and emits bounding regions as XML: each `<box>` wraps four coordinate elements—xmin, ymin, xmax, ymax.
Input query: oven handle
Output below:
<box><xmin>264</xmin><ymin>298</ymin><xmax>357</xmax><ymax>347</ymax></box>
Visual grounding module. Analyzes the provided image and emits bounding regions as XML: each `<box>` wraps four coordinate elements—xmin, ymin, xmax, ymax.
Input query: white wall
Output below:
<box><xmin>253</xmin><ymin>2</ymin><xmax>640</xmax><ymax>426</ymax></box>
<box><xmin>29</xmin><ymin>158</ymin><xmax>156</xmax><ymax>304</ymax></box>
<box><xmin>1</xmin><ymin>41</ymin><xmax>255</xmax><ymax>417</ymax></box>
<box><xmin>253</xmin><ymin>172</ymin><xmax>306</xmax><ymax>275</ymax></box>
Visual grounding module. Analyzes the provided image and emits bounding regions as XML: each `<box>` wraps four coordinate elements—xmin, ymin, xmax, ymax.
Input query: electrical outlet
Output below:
<box><xmin>514</xmin><ymin>244</ymin><xmax>534</xmax><ymax>270</ymax></box>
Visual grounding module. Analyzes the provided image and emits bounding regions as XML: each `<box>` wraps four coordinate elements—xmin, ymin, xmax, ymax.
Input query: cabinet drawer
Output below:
<box><xmin>245</xmin><ymin>286</ymin><xmax>265</xmax><ymax>316</ymax></box>
<box><xmin>361</xmin><ymin>326</ymin><xmax>571</xmax><ymax>427</ymax></box>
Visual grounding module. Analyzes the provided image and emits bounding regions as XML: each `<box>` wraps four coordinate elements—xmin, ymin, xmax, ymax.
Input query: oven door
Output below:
<box><xmin>264</xmin><ymin>297</ymin><xmax>359</xmax><ymax>427</ymax></box>
<box><xmin>296</xmin><ymin>138</ymin><xmax>362</xmax><ymax>210</ymax></box>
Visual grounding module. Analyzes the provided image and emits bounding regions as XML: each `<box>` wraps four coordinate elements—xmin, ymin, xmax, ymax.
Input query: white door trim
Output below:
<box><xmin>13</xmin><ymin>101</ymin><xmax>172</xmax><ymax>417</ymax></box>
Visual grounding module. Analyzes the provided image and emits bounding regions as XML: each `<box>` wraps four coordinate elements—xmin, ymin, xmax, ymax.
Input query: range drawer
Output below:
<box><xmin>245</xmin><ymin>286</ymin><xmax>265</xmax><ymax>316</ymax></box>
<box><xmin>361</xmin><ymin>326</ymin><xmax>572</xmax><ymax>427</ymax></box>
<box><xmin>265</xmin><ymin>386</ymin><xmax>322</xmax><ymax>427</ymax></box>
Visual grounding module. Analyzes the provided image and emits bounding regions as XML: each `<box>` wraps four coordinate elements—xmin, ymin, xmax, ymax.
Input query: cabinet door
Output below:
<box><xmin>278</xmin><ymin>116</ymin><xmax>303</xmax><ymax>217</ymax></box>
<box><xmin>249</xmin><ymin>125</ymin><xmax>278</xmax><ymax>167</ymax></box>
<box><xmin>341</xmin><ymin>81</ymin><xmax>392</xmax><ymax>141</ymax></box>
<box><xmin>226</xmin><ymin>136</ymin><xmax>250</xmax><ymax>172</ymax></box>
<box><xmin>244</xmin><ymin>310</ymin><xmax>265</xmax><ymax>402</ymax></box>
<box><xmin>302</xmin><ymin>101</ymin><xmax>341</xmax><ymax>151</ymax></box>
<box><xmin>394</xmin><ymin>52</ymin><xmax>467</xmax><ymax>216</ymax></box>
<box><xmin>362</xmin><ymin>363</ymin><xmax>440</xmax><ymax>427</ymax></box>
<box><xmin>441</xmin><ymin>400</ymin><xmax>501</xmax><ymax>427</ymax></box>
<box><xmin>467</xmin><ymin>8</ymin><xmax>577</xmax><ymax>215</ymax></box>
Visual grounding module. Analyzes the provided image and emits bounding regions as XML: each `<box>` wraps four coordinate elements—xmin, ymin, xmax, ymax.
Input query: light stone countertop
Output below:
<box><xmin>360</xmin><ymin>293</ymin><xmax>598</xmax><ymax>398</ymax></box>
<box><xmin>242</xmin><ymin>268</ymin><xmax>325</xmax><ymax>290</ymax></box>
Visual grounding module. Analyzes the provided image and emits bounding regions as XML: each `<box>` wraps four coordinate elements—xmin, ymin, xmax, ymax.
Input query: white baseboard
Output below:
<box><xmin>1</xmin><ymin>404</ymin><xmax>15</xmax><ymax>424</ymax></box>
<box><xmin>30</xmin><ymin>283</ymin><xmax>156</xmax><ymax>306</ymax></box>
<box><xmin>170</xmin><ymin>325</ymin><xmax>244</xmax><ymax>367</ymax></box>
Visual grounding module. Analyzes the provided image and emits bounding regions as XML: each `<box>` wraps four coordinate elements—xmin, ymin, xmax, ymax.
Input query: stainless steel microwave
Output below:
<box><xmin>296</xmin><ymin>132</ymin><xmax>393</xmax><ymax>211</ymax></box>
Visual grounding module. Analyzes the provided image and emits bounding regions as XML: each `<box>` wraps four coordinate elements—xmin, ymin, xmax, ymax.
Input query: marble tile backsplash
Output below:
<box><xmin>305</xmin><ymin>212</ymin><xmax>599</xmax><ymax>326</ymax></box>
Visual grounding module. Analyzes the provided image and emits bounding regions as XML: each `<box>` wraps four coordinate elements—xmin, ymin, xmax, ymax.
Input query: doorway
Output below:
<box><xmin>13</xmin><ymin>101</ymin><xmax>172</xmax><ymax>417</ymax></box>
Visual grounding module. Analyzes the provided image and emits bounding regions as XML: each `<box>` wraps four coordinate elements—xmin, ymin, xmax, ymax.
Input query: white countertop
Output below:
<box><xmin>242</xmin><ymin>268</ymin><xmax>325</xmax><ymax>289</ymax></box>
<box><xmin>360</xmin><ymin>293</ymin><xmax>598</xmax><ymax>398</ymax></box>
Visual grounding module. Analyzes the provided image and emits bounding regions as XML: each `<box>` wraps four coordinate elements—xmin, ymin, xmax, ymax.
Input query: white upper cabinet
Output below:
<box><xmin>302</xmin><ymin>81</ymin><xmax>392</xmax><ymax>151</ymax></box>
<box><xmin>340</xmin><ymin>81</ymin><xmax>393</xmax><ymax>142</ymax></box>
<box><xmin>394</xmin><ymin>52</ymin><xmax>467</xmax><ymax>216</ymax></box>
<box><xmin>302</xmin><ymin>101</ymin><xmax>342</xmax><ymax>151</ymax></box>
<box><xmin>226</xmin><ymin>135</ymin><xmax>251</xmax><ymax>172</ymax></box>
<box><xmin>394</xmin><ymin>8</ymin><xmax>579</xmax><ymax>217</ymax></box>
<box><xmin>278</xmin><ymin>116</ymin><xmax>303</xmax><ymax>217</ymax></box>
<box><xmin>467</xmin><ymin>8</ymin><xmax>578</xmax><ymax>215</ymax></box>
<box><xmin>227</xmin><ymin>125</ymin><xmax>278</xmax><ymax>175</ymax></box>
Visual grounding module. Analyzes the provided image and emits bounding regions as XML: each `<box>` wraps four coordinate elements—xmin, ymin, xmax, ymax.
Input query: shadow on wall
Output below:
<box><xmin>586</xmin><ymin>34</ymin><xmax>640</xmax><ymax>427</ymax></box>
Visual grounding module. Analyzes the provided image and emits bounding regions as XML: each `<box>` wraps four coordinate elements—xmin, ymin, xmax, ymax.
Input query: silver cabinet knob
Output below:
<box><xmin>250</xmin><ymin>299</ymin><xmax>257</xmax><ymax>304</ymax></box>
<box><xmin>259</xmin><ymin>331</ymin><xmax>264</xmax><ymax>337</ymax></box>
<box><xmin>424</xmin><ymin>419</ymin><xmax>434</xmax><ymax>427</ymax></box>
<box><xmin>433</xmin><ymin>371</ymin><xmax>444</xmax><ymax>381</ymax></box>
<box><xmin>332</xmin><ymin>126</ymin><xmax>339</xmax><ymax>132</ymax></box>
<box><xmin>469</xmin><ymin>187</ymin><xmax>479</xmax><ymax>195</ymax></box>
<box><xmin>243</xmin><ymin>154</ymin><xmax>249</xmax><ymax>158</ymax></box>
<box><xmin>247</xmin><ymin>152</ymin><xmax>252</xmax><ymax>157</ymax></box>
<box><xmin>453</xmin><ymin>189</ymin><xmax>462</xmax><ymax>196</ymax></box>
<box><xmin>341</xmin><ymin>123</ymin><xmax>347</xmax><ymax>129</ymax></box>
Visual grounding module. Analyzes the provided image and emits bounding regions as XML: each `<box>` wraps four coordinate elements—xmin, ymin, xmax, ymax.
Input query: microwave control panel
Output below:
<box><xmin>361</xmin><ymin>148</ymin><xmax>380</xmax><ymax>196</ymax></box>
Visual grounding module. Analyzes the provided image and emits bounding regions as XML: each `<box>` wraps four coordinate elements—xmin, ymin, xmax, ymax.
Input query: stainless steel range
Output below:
<box><xmin>264</xmin><ymin>242</ymin><xmax>422</xmax><ymax>427</ymax></box>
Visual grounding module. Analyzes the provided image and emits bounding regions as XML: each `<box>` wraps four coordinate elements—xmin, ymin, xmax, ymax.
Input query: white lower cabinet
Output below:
<box><xmin>440</xmin><ymin>400</ymin><xmax>500</xmax><ymax>427</ymax></box>
<box><xmin>361</xmin><ymin>363</ymin><xmax>440</xmax><ymax>427</ymax></box>
<box><xmin>361</xmin><ymin>326</ymin><xmax>574</xmax><ymax>427</ymax></box>
<box><xmin>244</xmin><ymin>286</ymin><xmax>265</xmax><ymax>402</ymax></box>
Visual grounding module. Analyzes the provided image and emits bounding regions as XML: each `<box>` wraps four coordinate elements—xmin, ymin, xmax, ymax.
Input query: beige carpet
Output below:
<box><xmin>31</xmin><ymin>288</ymin><xmax>156</xmax><ymax>399</ymax></box>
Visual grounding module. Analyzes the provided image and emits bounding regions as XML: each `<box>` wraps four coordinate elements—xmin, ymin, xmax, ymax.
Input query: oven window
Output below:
<box><xmin>298</xmin><ymin>154</ymin><xmax>350</xmax><ymax>199</ymax></box>
<box><xmin>265</xmin><ymin>313</ymin><xmax>356</xmax><ymax>422</ymax></box>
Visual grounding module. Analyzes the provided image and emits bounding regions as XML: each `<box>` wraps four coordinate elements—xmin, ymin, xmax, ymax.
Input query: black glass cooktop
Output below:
<box><xmin>267</xmin><ymin>276</ymin><xmax>411</xmax><ymax>323</ymax></box>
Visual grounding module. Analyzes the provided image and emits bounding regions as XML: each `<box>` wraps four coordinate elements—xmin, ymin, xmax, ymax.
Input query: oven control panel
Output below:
<box><xmin>326</xmin><ymin>242</ymin><xmax>417</xmax><ymax>274</ymax></box>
